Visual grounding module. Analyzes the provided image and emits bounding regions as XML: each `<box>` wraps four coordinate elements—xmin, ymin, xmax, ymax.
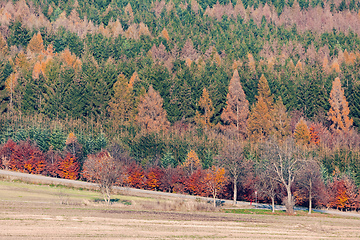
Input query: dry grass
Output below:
<box><xmin>1</xmin><ymin>179</ymin><xmax>360</xmax><ymax>239</ymax></box>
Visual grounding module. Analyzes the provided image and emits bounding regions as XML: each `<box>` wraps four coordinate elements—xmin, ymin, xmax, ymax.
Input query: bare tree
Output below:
<box><xmin>217</xmin><ymin>140</ymin><xmax>244</xmax><ymax>205</ymax></box>
<box><xmin>297</xmin><ymin>158</ymin><xmax>323</xmax><ymax>214</ymax></box>
<box><xmin>82</xmin><ymin>151</ymin><xmax>123</xmax><ymax>204</ymax></box>
<box><xmin>256</xmin><ymin>165</ymin><xmax>280</xmax><ymax>212</ymax></box>
<box><xmin>259</xmin><ymin>138</ymin><xmax>303</xmax><ymax>214</ymax></box>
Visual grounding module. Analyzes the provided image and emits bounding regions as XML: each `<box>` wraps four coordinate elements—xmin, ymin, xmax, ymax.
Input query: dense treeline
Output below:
<box><xmin>1</xmin><ymin>0</ymin><xmax>360</xmax><ymax>212</ymax></box>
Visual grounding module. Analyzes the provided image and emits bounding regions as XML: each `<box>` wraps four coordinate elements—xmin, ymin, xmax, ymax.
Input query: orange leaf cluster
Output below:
<box><xmin>57</xmin><ymin>153</ymin><xmax>80</xmax><ymax>180</ymax></box>
<box><xmin>60</xmin><ymin>49</ymin><xmax>82</xmax><ymax>70</ymax></box>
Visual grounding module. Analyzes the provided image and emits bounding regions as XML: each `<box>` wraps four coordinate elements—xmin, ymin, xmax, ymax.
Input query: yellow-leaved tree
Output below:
<box><xmin>182</xmin><ymin>149</ymin><xmax>201</xmax><ymax>175</ymax></box>
<box><xmin>294</xmin><ymin>118</ymin><xmax>310</xmax><ymax>145</ymax></box>
<box><xmin>327</xmin><ymin>77</ymin><xmax>353</xmax><ymax>133</ymax></box>
<box><xmin>136</xmin><ymin>85</ymin><xmax>169</xmax><ymax>132</ymax></box>
<box><xmin>195</xmin><ymin>88</ymin><xmax>214</xmax><ymax>130</ymax></box>
<box><xmin>108</xmin><ymin>74</ymin><xmax>134</xmax><ymax>129</ymax></box>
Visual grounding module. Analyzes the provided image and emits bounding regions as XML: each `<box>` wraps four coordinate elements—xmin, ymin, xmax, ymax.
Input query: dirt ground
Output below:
<box><xmin>1</xmin><ymin>180</ymin><xmax>360</xmax><ymax>239</ymax></box>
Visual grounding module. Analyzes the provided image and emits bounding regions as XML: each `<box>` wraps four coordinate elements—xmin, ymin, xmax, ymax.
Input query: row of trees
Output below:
<box><xmin>3</xmin><ymin>133</ymin><xmax>360</xmax><ymax>213</ymax></box>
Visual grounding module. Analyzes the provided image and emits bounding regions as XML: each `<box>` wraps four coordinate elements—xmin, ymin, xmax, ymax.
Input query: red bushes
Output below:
<box><xmin>0</xmin><ymin>139</ymin><xmax>46</xmax><ymax>174</ymax></box>
<box><xmin>0</xmin><ymin>139</ymin><xmax>80</xmax><ymax>179</ymax></box>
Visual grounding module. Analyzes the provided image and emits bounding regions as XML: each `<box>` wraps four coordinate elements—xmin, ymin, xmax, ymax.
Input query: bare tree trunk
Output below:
<box><xmin>286</xmin><ymin>186</ymin><xmax>294</xmax><ymax>214</ymax></box>
<box><xmin>213</xmin><ymin>189</ymin><xmax>217</xmax><ymax>208</ymax></box>
<box><xmin>308</xmin><ymin>180</ymin><xmax>312</xmax><ymax>214</ymax></box>
<box><xmin>271</xmin><ymin>196</ymin><xmax>275</xmax><ymax>213</ymax></box>
<box><xmin>233</xmin><ymin>176</ymin><xmax>237</xmax><ymax>205</ymax></box>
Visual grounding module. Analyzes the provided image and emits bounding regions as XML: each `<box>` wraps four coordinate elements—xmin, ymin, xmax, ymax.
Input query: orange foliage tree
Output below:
<box><xmin>204</xmin><ymin>166</ymin><xmax>227</xmax><ymax>207</ymax></box>
<box><xmin>294</xmin><ymin>118</ymin><xmax>310</xmax><ymax>145</ymax></box>
<box><xmin>136</xmin><ymin>85</ymin><xmax>170</xmax><ymax>132</ymax></box>
<box><xmin>125</xmin><ymin>163</ymin><xmax>145</xmax><ymax>188</ymax></box>
<box><xmin>27</xmin><ymin>32</ymin><xmax>44</xmax><ymax>53</ymax></box>
<box><xmin>328</xmin><ymin>77</ymin><xmax>353</xmax><ymax>133</ymax></box>
<box><xmin>57</xmin><ymin>153</ymin><xmax>80</xmax><ymax>180</ymax></box>
<box><xmin>195</xmin><ymin>88</ymin><xmax>214</xmax><ymax>130</ymax></box>
<box><xmin>182</xmin><ymin>149</ymin><xmax>201</xmax><ymax>175</ymax></box>
<box><xmin>145</xmin><ymin>166</ymin><xmax>164</xmax><ymax>190</ymax></box>
<box><xmin>221</xmin><ymin>69</ymin><xmax>249</xmax><ymax>136</ymax></box>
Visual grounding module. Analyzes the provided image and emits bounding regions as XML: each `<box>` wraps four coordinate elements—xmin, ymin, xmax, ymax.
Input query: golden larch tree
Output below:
<box><xmin>5</xmin><ymin>72</ymin><xmax>18</xmax><ymax>111</ymax></box>
<box><xmin>294</xmin><ymin>118</ymin><xmax>310</xmax><ymax>145</ymax></box>
<box><xmin>108</xmin><ymin>74</ymin><xmax>134</xmax><ymax>127</ymax></box>
<box><xmin>221</xmin><ymin>69</ymin><xmax>249</xmax><ymax>135</ymax></box>
<box><xmin>247</xmin><ymin>97</ymin><xmax>272</xmax><ymax>140</ymax></box>
<box><xmin>0</xmin><ymin>32</ymin><xmax>8</xmax><ymax>56</ymax></box>
<box><xmin>136</xmin><ymin>85</ymin><xmax>169</xmax><ymax>132</ymax></box>
<box><xmin>182</xmin><ymin>149</ymin><xmax>201</xmax><ymax>174</ymax></box>
<box><xmin>27</xmin><ymin>32</ymin><xmax>44</xmax><ymax>53</ymax></box>
<box><xmin>328</xmin><ymin>77</ymin><xmax>353</xmax><ymax>133</ymax></box>
<box><xmin>195</xmin><ymin>88</ymin><xmax>214</xmax><ymax>130</ymax></box>
<box><xmin>271</xmin><ymin>97</ymin><xmax>290</xmax><ymax>140</ymax></box>
<box><xmin>257</xmin><ymin>74</ymin><xmax>273</xmax><ymax>109</ymax></box>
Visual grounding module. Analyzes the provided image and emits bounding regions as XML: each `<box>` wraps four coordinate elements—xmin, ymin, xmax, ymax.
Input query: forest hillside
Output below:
<box><xmin>1</xmin><ymin>0</ymin><xmax>360</xmax><ymax>212</ymax></box>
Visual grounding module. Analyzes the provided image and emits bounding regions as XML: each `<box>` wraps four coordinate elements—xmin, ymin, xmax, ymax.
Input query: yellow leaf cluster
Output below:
<box><xmin>60</xmin><ymin>49</ymin><xmax>82</xmax><ymax>71</ymax></box>
<box><xmin>294</xmin><ymin>118</ymin><xmax>310</xmax><ymax>145</ymax></box>
<box><xmin>5</xmin><ymin>72</ymin><xmax>17</xmax><ymax>93</ymax></box>
<box><xmin>27</xmin><ymin>32</ymin><xmax>44</xmax><ymax>53</ymax></box>
<box><xmin>182</xmin><ymin>150</ymin><xmax>201</xmax><ymax>172</ymax></box>
<box><xmin>65</xmin><ymin>132</ymin><xmax>77</xmax><ymax>145</ymax></box>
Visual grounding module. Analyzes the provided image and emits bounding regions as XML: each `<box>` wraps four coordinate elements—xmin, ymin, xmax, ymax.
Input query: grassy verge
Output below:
<box><xmin>223</xmin><ymin>208</ymin><xmax>328</xmax><ymax>216</ymax></box>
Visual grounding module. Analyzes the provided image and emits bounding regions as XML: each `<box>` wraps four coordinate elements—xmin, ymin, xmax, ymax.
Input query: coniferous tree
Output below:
<box><xmin>221</xmin><ymin>69</ymin><xmax>249</xmax><ymax>136</ymax></box>
<box><xmin>195</xmin><ymin>88</ymin><xmax>214</xmax><ymax>130</ymax></box>
<box><xmin>108</xmin><ymin>74</ymin><xmax>134</xmax><ymax>128</ymax></box>
<box><xmin>257</xmin><ymin>74</ymin><xmax>273</xmax><ymax>110</ymax></box>
<box><xmin>27</xmin><ymin>32</ymin><xmax>44</xmax><ymax>53</ymax></box>
<box><xmin>328</xmin><ymin>77</ymin><xmax>353</xmax><ymax>133</ymax></box>
<box><xmin>294</xmin><ymin>118</ymin><xmax>310</xmax><ymax>145</ymax></box>
<box><xmin>271</xmin><ymin>96</ymin><xmax>290</xmax><ymax>139</ymax></box>
<box><xmin>136</xmin><ymin>85</ymin><xmax>170</xmax><ymax>132</ymax></box>
<box><xmin>247</xmin><ymin>97</ymin><xmax>272</xmax><ymax>140</ymax></box>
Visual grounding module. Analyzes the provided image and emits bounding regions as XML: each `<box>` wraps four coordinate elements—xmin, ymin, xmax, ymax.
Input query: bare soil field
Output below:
<box><xmin>1</xmin><ymin>179</ymin><xmax>360</xmax><ymax>239</ymax></box>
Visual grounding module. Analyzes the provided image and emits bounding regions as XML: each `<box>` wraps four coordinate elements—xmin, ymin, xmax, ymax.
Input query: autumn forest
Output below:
<box><xmin>1</xmin><ymin>0</ymin><xmax>360</xmax><ymax>212</ymax></box>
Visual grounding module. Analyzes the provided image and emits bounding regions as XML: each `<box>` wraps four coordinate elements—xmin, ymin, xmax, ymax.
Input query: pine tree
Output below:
<box><xmin>136</xmin><ymin>85</ymin><xmax>170</xmax><ymax>132</ymax></box>
<box><xmin>108</xmin><ymin>74</ymin><xmax>134</xmax><ymax>128</ymax></box>
<box><xmin>294</xmin><ymin>118</ymin><xmax>310</xmax><ymax>145</ymax></box>
<box><xmin>27</xmin><ymin>32</ymin><xmax>44</xmax><ymax>53</ymax></box>
<box><xmin>221</xmin><ymin>69</ymin><xmax>249</xmax><ymax>136</ymax></box>
<box><xmin>271</xmin><ymin>97</ymin><xmax>290</xmax><ymax>139</ymax></box>
<box><xmin>195</xmin><ymin>88</ymin><xmax>214</xmax><ymax>130</ymax></box>
<box><xmin>328</xmin><ymin>77</ymin><xmax>353</xmax><ymax>133</ymax></box>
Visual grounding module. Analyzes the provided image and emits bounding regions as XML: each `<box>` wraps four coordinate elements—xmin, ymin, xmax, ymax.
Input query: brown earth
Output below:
<box><xmin>1</xmin><ymin>178</ymin><xmax>360</xmax><ymax>239</ymax></box>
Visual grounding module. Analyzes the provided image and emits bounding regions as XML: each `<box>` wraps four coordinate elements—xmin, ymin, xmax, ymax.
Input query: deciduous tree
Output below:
<box><xmin>205</xmin><ymin>166</ymin><xmax>227</xmax><ymax>207</ymax></box>
<box><xmin>328</xmin><ymin>77</ymin><xmax>353</xmax><ymax>133</ymax></box>
<box><xmin>83</xmin><ymin>151</ymin><xmax>122</xmax><ymax>204</ymax></box>
<box><xmin>195</xmin><ymin>88</ymin><xmax>214</xmax><ymax>130</ymax></box>
<box><xmin>136</xmin><ymin>85</ymin><xmax>170</xmax><ymax>132</ymax></box>
<box><xmin>260</xmin><ymin>138</ymin><xmax>303</xmax><ymax>214</ymax></box>
<box><xmin>294</xmin><ymin>118</ymin><xmax>310</xmax><ymax>145</ymax></box>
<box><xmin>108</xmin><ymin>74</ymin><xmax>134</xmax><ymax>128</ymax></box>
<box><xmin>221</xmin><ymin>69</ymin><xmax>249</xmax><ymax>136</ymax></box>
